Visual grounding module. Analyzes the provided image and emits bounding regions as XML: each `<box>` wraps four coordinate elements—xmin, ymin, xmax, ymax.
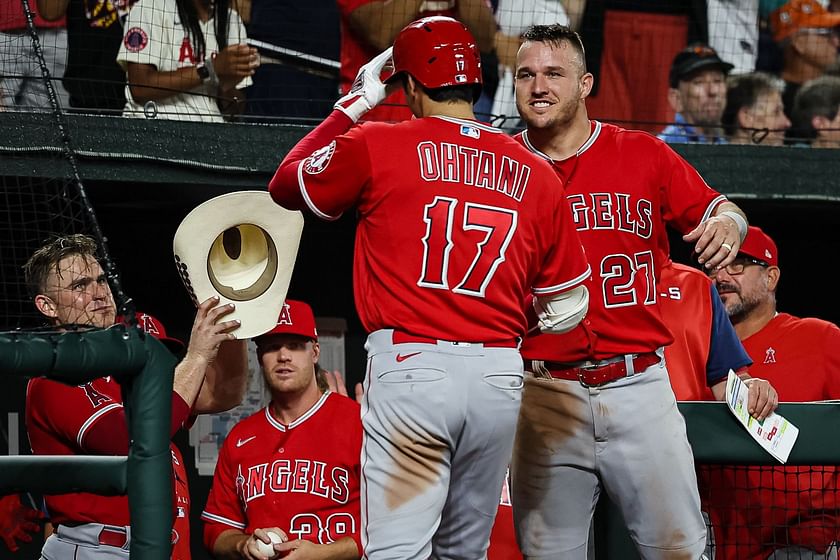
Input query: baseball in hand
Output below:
<box><xmin>254</xmin><ymin>531</ymin><xmax>283</xmax><ymax>559</ymax></box>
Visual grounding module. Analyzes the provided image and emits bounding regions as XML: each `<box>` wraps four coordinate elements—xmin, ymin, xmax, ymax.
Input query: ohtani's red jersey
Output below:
<box><xmin>336</xmin><ymin>0</ymin><xmax>457</xmax><ymax>122</ymax></box>
<box><xmin>202</xmin><ymin>392</ymin><xmax>363</xmax><ymax>552</ymax></box>
<box><xmin>516</xmin><ymin>121</ymin><xmax>727</xmax><ymax>361</ymax></box>
<box><xmin>26</xmin><ymin>375</ymin><xmax>191</xmax><ymax>555</ymax></box>
<box><xmin>270</xmin><ymin>115</ymin><xmax>590</xmax><ymax>343</ymax></box>
<box><xmin>701</xmin><ymin>313</ymin><xmax>840</xmax><ymax>559</ymax></box>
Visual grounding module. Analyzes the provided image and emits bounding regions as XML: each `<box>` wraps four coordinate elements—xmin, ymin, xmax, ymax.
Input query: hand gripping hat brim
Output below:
<box><xmin>386</xmin><ymin>16</ymin><xmax>482</xmax><ymax>95</ymax></box>
<box><xmin>173</xmin><ymin>191</ymin><xmax>304</xmax><ymax>339</ymax></box>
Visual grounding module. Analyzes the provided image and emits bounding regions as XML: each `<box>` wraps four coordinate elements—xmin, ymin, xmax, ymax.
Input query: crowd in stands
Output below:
<box><xmin>1</xmin><ymin>0</ymin><xmax>840</xmax><ymax>144</ymax></box>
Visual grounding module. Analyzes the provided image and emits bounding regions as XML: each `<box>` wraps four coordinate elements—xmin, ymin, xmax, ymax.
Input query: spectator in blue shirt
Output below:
<box><xmin>659</xmin><ymin>44</ymin><xmax>734</xmax><ymax>144</ymax></box>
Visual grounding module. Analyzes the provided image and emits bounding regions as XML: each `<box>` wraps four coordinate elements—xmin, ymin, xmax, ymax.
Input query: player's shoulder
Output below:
<box><xmin>324</xmin><ymin>391</ymin><xmax>362</xmax><ymax>415</ymax></box>
<box><xmin>778</xmin><ymin>313</ymin><xmax>840</xmax><ymax>336</ymax></box>
<box><xmin>602</xmin><ymin>121</ymin><xmax>668</xmax><ymax>150</ymax></box>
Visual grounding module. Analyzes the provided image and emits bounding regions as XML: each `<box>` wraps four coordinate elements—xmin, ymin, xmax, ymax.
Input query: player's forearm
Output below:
<box><xmin>193</xmin><ymin>340</ymin><xmax>248</xmax><ymax>414</ymax></box>
<box><xmin>321</xmin><ymin>537</ymin><xmax>361</xmax><ymax>560</ymax></box>
<box><xmin>172</xmin><ymin>354</ymin><xmax>213</xmax><ymax>410</ymax></box>
<box><xmin>347</xmin><ymin>0</ymin><xmax>424</xmax><ymax>51</ymax></box>
<box><xmin>710</xmin><ymin>369</ymin><xmax>751</xmax><ymax>400</ymax></box>
<box><xmin>211</xmin><ymin>529</ymin><xmax>251</xmax><ymax>559</ymax></box>
<box><xmin>456</xmin><ymin>0</ymin><xmax>497</xmax><ymax>53</ymax></box>
<box><xmin>125</xmin><ymin>63</ymin><xmax>204</xmax><ymax>103</ymax></box>
<box><xmin>268</xmin><ymin>109</ymin><xmax>354</xmax><ymax>209</ymax></box>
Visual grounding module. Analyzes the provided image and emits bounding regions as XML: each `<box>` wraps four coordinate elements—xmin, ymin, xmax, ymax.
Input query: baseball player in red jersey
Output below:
<box><xmin>269</xmin><ymin>16</ymin><xmax>591</xmax><ymax>559</ymax></box>
<box><xmin>22</xmin><ymin>234</ymin><xmax>248</xmax><ymax>559</ymax></box>
<box><xmin>202</xmin><ymin>300</ymin><xmax>363</xmax><ymax>559</ymax></box>
<box><xmin>337</xmin><ymin>0</ymin><xmax>494</xmax><ymax>122</ymax></box>
<box><xmin>509</xmin><ymin>25</ymin><xmax>754</xmax><ymax>559</ymax></box>
<box><xmin>700</xmin><ymin>226</ymin><xmax>840</xmax><ymax>559</ymax></box>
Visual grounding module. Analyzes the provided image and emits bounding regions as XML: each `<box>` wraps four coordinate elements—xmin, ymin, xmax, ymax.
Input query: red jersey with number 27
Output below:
<box><xmin>202</xmin><ymin>392</ymin><xmax>363</xmax><ymax>552</ymax></box>
<box><xmin>516</xmin><ymin>122</ymin><xmax>727</xmax><ymax>361</ymax></box>
<box><xmin>270</xmin><ymin>115</ymin><xmax>591</xmax><ymax>343</ymax></box>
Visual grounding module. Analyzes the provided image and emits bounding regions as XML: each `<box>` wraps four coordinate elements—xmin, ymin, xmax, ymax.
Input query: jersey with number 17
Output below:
<box><xmin>271</xmin><ymin>116</ymin><xmax>591</xmax><ymax>343</ymax></box>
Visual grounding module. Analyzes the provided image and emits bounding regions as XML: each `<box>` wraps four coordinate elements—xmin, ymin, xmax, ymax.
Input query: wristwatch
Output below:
<box><xmin>196</xmin><ymin>58</ymin><xmax>219</xmax><ymax>86</ymax></box>
<box><xmin>196</xmin><ymin>62</ymin><xmax>211</xmax><ymax>82</ymax></box>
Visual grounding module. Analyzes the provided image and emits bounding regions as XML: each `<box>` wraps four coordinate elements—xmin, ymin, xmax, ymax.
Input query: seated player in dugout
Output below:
<box><xmin>202</xmin><ymin>299</ymin><xmax>363</xmax><ymax>560</ymax></box>
<box><xmin>22</xmin><ymin>233</ymin><xmax>248</xmax><ymax>559</ymax></box>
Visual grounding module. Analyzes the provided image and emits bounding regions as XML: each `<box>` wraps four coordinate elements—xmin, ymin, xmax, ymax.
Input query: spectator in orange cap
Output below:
<box><xmin>770</xmin><ymin>0</ymin><xmax>840</xmax><ymax>117</ymax></box>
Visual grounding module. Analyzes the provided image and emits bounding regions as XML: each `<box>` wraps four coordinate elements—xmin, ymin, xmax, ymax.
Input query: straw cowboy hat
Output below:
<box><xmin>173</xmin><ymin>191</ymin><xmax>304</xmax><ymax>339</ymax></box>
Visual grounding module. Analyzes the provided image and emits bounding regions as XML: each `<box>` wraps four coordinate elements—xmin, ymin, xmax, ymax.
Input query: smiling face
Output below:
<box><xmin>514</xmin><ymin>39</ymin><xmax>592</xmax><ymax>132</ymax></box>
<box><xmin>257</xmin><ymin>334</ymin><xmax>320</xmax><ymax>397</ymax></box>
<box><xmin>35</xmin><ymin>253</ymin><xmax>116</xmax><ymax>328</ymax></box>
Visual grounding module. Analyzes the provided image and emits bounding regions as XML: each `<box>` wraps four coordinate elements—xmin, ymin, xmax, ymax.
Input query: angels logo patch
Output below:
<box><xmin>304</xmin><ymin>141</ymin><xmax>336</xmax><ymax>175</ymax></box>
<box><xmin>124</xmin><ymin>27</ymin><xmax>148</xmax><ymax>52</ymax></box>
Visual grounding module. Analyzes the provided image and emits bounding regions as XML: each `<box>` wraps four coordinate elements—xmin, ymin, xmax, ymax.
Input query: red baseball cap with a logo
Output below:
<box><xmin>256</xmin><ymin>300</ymin><xmax>318</xmax><ymax>341</ymax></box>
<box><xmin>118</xmin><ymin>311</ymin><xmax>185</xmax><ymax>353</ymax></box>
<box><xmin>738</xmin><ymin>226</ymin><xmax>779</xmax><ymax>267</ymax></box>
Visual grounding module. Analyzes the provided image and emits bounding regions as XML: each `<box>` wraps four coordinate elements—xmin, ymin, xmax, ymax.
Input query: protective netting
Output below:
<box><xmin>699</xmin><ymin>464</ymin><xmax>840</xmax><ymax>560</ymax></box>
<box><xmin>4</xmin><ymin>0</ymin><xmax>836</xmax><ymax>142</ymax></box>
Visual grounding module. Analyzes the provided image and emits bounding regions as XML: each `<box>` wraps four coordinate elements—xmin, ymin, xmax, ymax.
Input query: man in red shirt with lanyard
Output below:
<box><xmin>269</xmin><ymin>16</ymin><xmax>591</xmax><ymax>559</ymax></box>
<box><xmin>702</xmin><ymin>225</ymin><xmax>840</xmax><ymax>559</ymax></box>
<box><xmin>23</xmin><ymin>234</ymin><xmax>248</xmax><ymax>559</ymax></box>
<box><xmin>508</xmin><ymin>24</ymin><xmax>760</xmax><ymax>559</ymax></box>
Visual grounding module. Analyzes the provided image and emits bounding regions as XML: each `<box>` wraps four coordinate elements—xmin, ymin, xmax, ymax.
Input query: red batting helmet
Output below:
<box><xmin>387</xmin><ymin>16</ymin><xmax>483</xmax><ymax>100</ymax></box>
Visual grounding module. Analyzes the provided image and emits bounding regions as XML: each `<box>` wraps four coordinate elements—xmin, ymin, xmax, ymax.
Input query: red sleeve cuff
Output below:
<box><xmin>170</xmin><ymin>393</ymin><xmax>191</xmax><ymax>436</ymax></box>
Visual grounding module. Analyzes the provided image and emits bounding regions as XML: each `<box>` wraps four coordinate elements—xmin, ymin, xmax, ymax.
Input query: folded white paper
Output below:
<box><xmin>725</xmin><ymin>370</ymin><xmax>799</xmax><ymax>464</ymax></box>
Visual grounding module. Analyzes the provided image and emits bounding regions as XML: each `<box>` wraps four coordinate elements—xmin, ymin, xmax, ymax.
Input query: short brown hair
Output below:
<box><xmin>521</xmin><ymin>24</ymin><xmax>587</xmax><ymax>73</ymax></box>
<box><xmin>23</xmin><ymin>234</ymin><xmax>100</xmax><ymax>298</ymax></box>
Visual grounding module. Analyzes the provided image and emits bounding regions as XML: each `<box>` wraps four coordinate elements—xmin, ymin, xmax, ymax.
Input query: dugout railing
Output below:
<box><xmin>595</xmin><ymin>401</ymin><xmax>840</xmax><ymax>559</ymax></box>
<box><xmin>0</xmin><ymin>327</ymin><xmax>177</xmax><ymax>559</ymax></box>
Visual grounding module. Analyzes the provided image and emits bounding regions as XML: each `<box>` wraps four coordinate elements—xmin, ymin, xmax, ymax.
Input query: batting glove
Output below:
<box><xmin>334</xmin><ymin>47</ymin><xmax>393</xmax><ymax>123</ymax></box>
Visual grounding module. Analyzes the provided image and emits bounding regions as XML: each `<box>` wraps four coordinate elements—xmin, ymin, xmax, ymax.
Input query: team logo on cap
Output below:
<box><xmin>139</xmin><ymin>313</ymin><xmax>161</xmax><ymax>336</ymax></box>
<box><xmin>277</xmin><ymin>303</ymin><xmax>293</xmax><ymax>325</ymax></box>
<box><xmin>124</xmin><ymin>27</ymin><xmax>148</xmax><ymax>52</ymax></box>
<box><xmin>764</xmin><ymin>249</ymin><xmax>773</xmax><ymax>260</ymax></box>
<box><xmin>304</xmin><ymin>141</ymin><xmax>335</xmax><ymax>175</ymax></box>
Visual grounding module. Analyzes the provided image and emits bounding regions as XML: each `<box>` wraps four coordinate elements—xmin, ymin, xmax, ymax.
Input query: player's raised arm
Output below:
<box><xmin>268</xmin><ymin>48</ymin><xmax>395</xmax><ymax>213</ymax></box>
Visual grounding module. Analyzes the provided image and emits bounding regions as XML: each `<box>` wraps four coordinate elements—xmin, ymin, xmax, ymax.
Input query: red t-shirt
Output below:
<box><xmin>202</xmin><ymin>393</ymin><xmax>363</xmax><ymax>552</ymax></box>
<box><xmin>26</xmin><ymin>375</ymin><xmax>191</xmax><ymax>557</ymax></box>
<box><xmin>701</xmin><ymin>313</ymin><xmax>840</xmax><ymax>559</ymax></box>
<box><xmin>516</xmin><ymin>121</ymin><xmax>726</xmax><ymax>361</ymax></box>
<box><xmin>336</xmin><ymin>0</ymin><xmax>457</xmax><ymax>122</ymax></box>
<box><xmin>271</xmin><ymin>114</ymin><xmax>591</xmax><ymax>342</ymax></box>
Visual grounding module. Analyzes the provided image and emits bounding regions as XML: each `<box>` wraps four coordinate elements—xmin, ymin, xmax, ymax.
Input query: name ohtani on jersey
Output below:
<box><xmin>235</xmin><ymin>459</ymin><xmax>350</xmax><ymax>506</ymax></box>
<box><xmin>417</xmin><ymin>141</ymin><xmax>531</xmax><ymax>202</ymax></box>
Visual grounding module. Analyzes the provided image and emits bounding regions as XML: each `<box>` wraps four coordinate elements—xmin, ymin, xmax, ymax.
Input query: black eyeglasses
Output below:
<box><xmin>707</xmin><ymin>256</ymin><xmax>769</xmax><ymax>277</ymax></box>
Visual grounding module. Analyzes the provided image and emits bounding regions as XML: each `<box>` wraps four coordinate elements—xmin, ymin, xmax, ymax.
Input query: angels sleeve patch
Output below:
<box><xmin>303</xmin><ymin>141</ymin><xmax>336</xmax><ymax>175</ymax></box>
<box><xmin>124</xmin><ymin>27</ymin><xmax>149</xmax><ymax>52</ymax></box>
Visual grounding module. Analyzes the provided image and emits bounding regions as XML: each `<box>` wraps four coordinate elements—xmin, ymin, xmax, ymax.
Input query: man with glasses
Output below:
<box><xmin>702</xmin><ymin>225</ymin><xmax>840</xmax><ymax>559</ymax></box>
<box><xmin>770</xmin><ymin>0</ymin><xmax>840</xmax><ymax>119</ymax></box>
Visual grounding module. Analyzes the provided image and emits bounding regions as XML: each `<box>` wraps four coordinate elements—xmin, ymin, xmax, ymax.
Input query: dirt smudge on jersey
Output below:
<box><xmin>384</xmin><ymin>419</ymin><xmax>447</xmax><ymax>510</ymax></box>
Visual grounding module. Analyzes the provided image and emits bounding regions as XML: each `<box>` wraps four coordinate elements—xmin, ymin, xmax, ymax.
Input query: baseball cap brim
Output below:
<box><xmin>675</xmin><ymin>59</ymin><xmax>735</xmax><ymax>84</ymax></box>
